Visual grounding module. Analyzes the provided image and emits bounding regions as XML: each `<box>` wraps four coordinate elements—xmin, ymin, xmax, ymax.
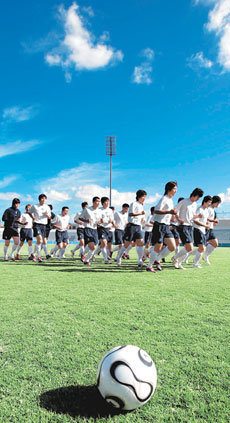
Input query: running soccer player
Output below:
<box><xmin>204</xmin><ymin>195</ymin><xmax>222</xmax><ymax>264</ymax></box>
<box><xmin>113</xmin><ymin>203</ymin><xmax>129</xmax><ymax>259</ymax></box>
<box><xmin>79</xmin><ymin>196</ymin><xmax>102</xmax><ymax>265</ymax></box>
<box><xmin>116</xmin><ymin>189</ymin><xmax>147</xmax><ymax>267</ymax></box>
<box><xmin>107</xmin><ymin>206</ymin><xmax>115</xmax><ymax>259</ymax></box>
<box><xmin>146</xmin><ymin>181</ymin><xmax>178</xmax><ymax>273</ymax></box>
<box><xmin>170</xmin><ymin>197</ymin><xmax>184</xmax><ymax>259</ymax></box>
<box><xmin>143</xmin><ymin>207</ymin><xmax>155</xmax><ymax>260</ymax></box>
<box><xmin>51</xmin><ymin>206</ymin><xmax>70</xmax><ymax>260</ymax></box>
<box><xmin>2</xmin><ymin>198</ymin><xmax>21</xmax><ymax>261</ymax></box>
<box><xmin>16</xmin><ymin>204</ymin><xmax>34</xmax><ymax>259</ymax></box>
<box><xmin>97</xmin><ymin>197</ymin><xmax>114</xmax><ymax>264</ymax></box>
<box><xmin>71</xmin><ymin>202</ymin><xmax>88</xmax><ymax>260</ymax></box>
<box><xmin>29</xmin><ymin>194</ymin><xmax>51</xmax><ymax>262</ymax></box>
<box><xmin>172</xmin><ymin>188</ymin><xmax>204</xmax><ymax>269</ymax></box>
<box><xmin>41</xmin><ymin>204</ymin><xmax>55</xmax><ymax>259</ymax></box>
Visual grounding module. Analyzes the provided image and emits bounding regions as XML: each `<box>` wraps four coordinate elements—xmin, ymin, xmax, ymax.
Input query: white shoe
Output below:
<box><xmin>117</xmin><ymin>258</ymin><xmax>121</xmax><ymax>267</ymax></box>
<box><xmin>71</xmin><ymin>250</ymin><xmax>75</xmax><ymax>258</ymax></box>
<box><xmin>138</xmin><ymin>261</ymin><xmax>147</xmax><ymax>267</ymax></box>
<box><xmin>176</xmin><ymin>263</ymin><xmax>186</xmax><ymax>270</ymax></box>
<box><xmin>203</xmin><ymin>256</ymin><xmax>210</xmax><ymax>265</ymax></box>
<box><xmin>193</xmin><ymin>263</ymin><xmax>202</xmax><ymax>268</ymax></box>
<box><xmin>184</xmin><ymin>257</ymin><xmax>189</xmax><ymax>264</ymax></box>
<box><xmin>4</xmin><ymin>255</ymin><xmax>8</xmax><ymax>261</ymax></box>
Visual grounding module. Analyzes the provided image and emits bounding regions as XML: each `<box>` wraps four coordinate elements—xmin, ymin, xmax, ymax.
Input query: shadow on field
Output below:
<box><xmin>40</xmin><ymin>384</ymin><xmax>128</xmax><ymax>418</ymax></box>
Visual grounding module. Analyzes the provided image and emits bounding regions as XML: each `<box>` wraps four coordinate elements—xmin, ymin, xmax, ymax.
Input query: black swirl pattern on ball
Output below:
<box><xmin>97</xmin><ymin>345</ymin><xmax>127</xmax><ymax>386</ymax></box>
<box><xmin>138</xmin><ymin>348</ymin><xmax>153</xmax><ymax>367</ymax></box>
<box><xmin>105</xmin><ymin>395</ymin><xmax>125</xmax><ymax>409</ymax></box>
<box><xmin>110</xmin><ymin>361</ymin><xmax>153</xmax><ymax>402</ymax></box>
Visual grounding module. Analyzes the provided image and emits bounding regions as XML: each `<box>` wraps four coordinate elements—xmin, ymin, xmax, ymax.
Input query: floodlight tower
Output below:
<box><xmin>105</xmin><ymin>136</ymin><xmax>116</xmax><ymax>206</ymax></box>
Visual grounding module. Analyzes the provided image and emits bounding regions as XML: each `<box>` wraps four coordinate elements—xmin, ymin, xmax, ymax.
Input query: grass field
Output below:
<box><xmin>0</xmin><ymin>245</ymin><xmax>229</xmax><ymax>423</ymax></box>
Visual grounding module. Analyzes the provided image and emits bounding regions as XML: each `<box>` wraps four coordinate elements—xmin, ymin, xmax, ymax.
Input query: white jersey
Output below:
<box><xmin>100</xmin><ymin>207</ymin><xmax>114</xmax><ymax>229</ymax></box>
<box><xmin>144</xmin><ymin>214</ymin><xmax>154</xmax><ymax>232</ymax></box>
<box><xmin>114</xmin><ymin>211</ymin><xmax>128</xmax><ymax>230</ymax></box>
<box><xmin>20</xmin><ymin>212</ymin><xmax>33</xmax><ymax>229</ymax></box>
<box><xmin>51</xmin><ymin>214</ymin><xmax>70</xmax><ymax>231</ymax></box>
<box><xmin>128</xmin><ymin>201</ymin><xmax>144</xmax><ymax>225</ymax></box>
<box><xmin>193</xmin><ymin>206</ymin><xmax>209</xmax><ymax>234</ymax></box>
<box><xmin>30</xmin><ymin>204</ymin><xmax>51</xmax><ymax>225</ymax></box>
<box><xmin>80</xmin><ymin>206</ymin><xmax>102</xmax><ymax>230</ymax></box>
<box><xmin>207</xmin><ymin>206</ymin><xmax>215</xmax><ymax>229</ymax></box>
<box><xmin>74</xmin><ymin>211</ymin><xmax>85</xmax><ymax>229</ymax></box>
<box><xmin>176</xmin><ymin>198</ymin><xmax>197</xmax><ymax>226</ymax></box>
<box><xmin>154</xmin><ymin>195</ymin><xmax>174</xmax><ymax>225</ymax></box>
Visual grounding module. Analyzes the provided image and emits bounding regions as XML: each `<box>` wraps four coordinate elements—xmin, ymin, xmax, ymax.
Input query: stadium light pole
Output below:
<box><xmin>105</xmin><ymin>136</ymin><xmax>116</xmax><ymax>206</ymax></box>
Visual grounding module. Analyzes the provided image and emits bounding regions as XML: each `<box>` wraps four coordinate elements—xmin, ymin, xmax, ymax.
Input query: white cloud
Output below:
<box><xmin>45</xmin><ymin>2</ymin><xmax>123</xmax><ymax>80</ymax></box>
<box><xmin>132</xmin><ymin>47</ymin><xmax>154</xmax><ymax>85</ymax></box>
<box><xmin>187</xmin><ymin>51</ymin><xmax>213</xmax><ymax>70</ymax></box>
<box><xmin>2</xmin><ymin>105</ymin><xmax>37</xmax><ymax>122</ymax></box>
<box><xmin>0</xmin><ymin>175</ymin><xmax>17</xmax><ymax>188</ymax></box>
<box><xmin>196</xmin><ymin>0</ymin><xmax>230</xmax><ymax>72</ymax></box>
<box><xmin>0</xmin><ymin>192</ymin><xmax>33</xmax><ymax>202</ymax></box>
<box><xmin>44</xmin><ymin>189</ymin><xmax>72</xmax><ymax>202</ymax></box>
<box><xmin>218</xmin><ymin>187</ymin><xmax>230</xmax><ymax>202</ymax></box>
<box><xmin>0</xmin><ymin>140</ymin><xmax>40</xmax><ymax>158</ymax></box>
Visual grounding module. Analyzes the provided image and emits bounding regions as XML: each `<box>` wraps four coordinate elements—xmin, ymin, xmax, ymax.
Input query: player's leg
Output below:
<box><xmin>10</xmin><ymin>236</ymin><xmax>19</xmax><ymax>261</ymax></box>
<box><xmin>3</xmin><ymin>239</ymin><xmax>10</xmax><ymax>261</ymax></box>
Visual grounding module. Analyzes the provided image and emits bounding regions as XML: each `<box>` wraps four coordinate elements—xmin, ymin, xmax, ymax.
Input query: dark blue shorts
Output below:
<box><xmin>33</xmin><ymin>223</ymin><xmax>47</xmax><ymax>239</ymax></box>
<box><xmin>151</xmin><ymin>222</ymin><xmax>173</xmax><ymax>245</ymax></box>
<box><xmin>170</xmin><ymin>224</ymin><xmax>180</xmax><ymax>240</ymax></box>
<box><xmin>123</xmin><ymin>223</ymin><xmax>143</xmax><ymax>242</ymax></box>
<box><xmin>98</xmin><ymin>226</ymin><xmax>110</xmax><ymax>241</ymax></box>
<box><xmin>85</xmin><ymin>228</ymin><xmax>98</xmax><ymax>245</ymax></box>
<box><xmin>2</xmin><ymin>227</ymin><xmax>19</xmax><ymax>240</ymax></box>
<box><xmin>178</xmin><ymin>225</ymin><xmax>193</xmax><ymax>244</ymax></box>
<box><xmin>206</xmin><ymin>228</ymin><xmax>216</xmax><ymax>242</ymax></box>
<box><xmin>77</xmin><ymin>227</ymin><xmax>85</xmax><ymax>240</ymax></box>
<box><xmin>56</xmin><ymin>230</ymin><xmax>69</xmax><ymax>244</ymax></box>
<box><xmin>20</xmin><ymin>228</ymin><xmax>33</xmax><ymax>242</ymax></box>
<box><xmin>115</xmin><ymin>229</ymin><xmax>124</xmax><ymax>245</ymax></box>
<box><xmin>194</xmin><ymin>228</ymin><xmax>206</xmax><ymax>246</ymax></box>
<box><xmin>46</xmin><ymin>228</ymin><xmax>51</xmax><ymax>239</ymax></box>
<box><xmin>145</xmin><ymin>231</ymin><xmax>152</xmax><ymax>244</ymax></box>
<box><xmin>108</xmin><ymin>231</ymin><xmax>114</xmax><ymax>244</ymax></box>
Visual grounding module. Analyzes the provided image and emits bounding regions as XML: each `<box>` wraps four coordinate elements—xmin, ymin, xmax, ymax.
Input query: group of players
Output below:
<box><xmin>1</xmin><ymin>181</ymin><xmax>221</xmax><ymax>272</ymax></box>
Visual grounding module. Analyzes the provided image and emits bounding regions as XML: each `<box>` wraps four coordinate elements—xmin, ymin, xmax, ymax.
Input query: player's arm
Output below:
<box><xmin>154</xmin><ymin>208</ymin><xmax>177</xmax><ymax>215</ymax></box>
<box><xmin>193</xmin><ymin>219</ymin><xmax>210</xmax><ymax>230</ymax></box>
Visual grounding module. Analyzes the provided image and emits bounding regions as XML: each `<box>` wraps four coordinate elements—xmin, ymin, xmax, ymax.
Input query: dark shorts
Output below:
<box><xmin>206</xmin><ymin>228</ymin><xmax>216</xmax><ymax>242</ymax></box>
<box><xmin>20</xmin><ymin>228</ymin><xmax>33</xmax><ymax>242</ymax></box>
<box><xmin>123</xmin><ymin>223</ymin><xmax>143</xmax><ymax>242</ymax></box>
<box><xmin>108</xmin><ymin>231</ymin><xmax>114</xmax><ymax>244</ymax></box>
<box><xmin>170</xmin><ymin>224</ymin><xmax>180</xmax><ymax>240</ymax></box>
<box><xmin>115</xmin><ymin>229</ymin><xmax>124</xmax><ymax>245</ymax></box>
<box><xmin>178</xmin><ymin>225</ymin><xmax>193</xmax><ymax>245</ymax></box>
<box><xmin>46</xmin><ymin>228</ymin><xmax>51</xmax><ymax>239</ymax></box>
<box><xmin>98</xmin><ymin>226</ymin><xmax>110</xmax><ymax>242</ymax></box>
<box><xmin>144</xmin><ymin>231</ymin><xmax>152</xmax><ymax>244</ymax></box>
<box><xmin>2</xmin><ymin>227</ymin><xmax>19</xmax><ymax>240</ymax></box>
<box><xmin>151</xmin><ymin>222</ymin><xmax>173</xmax><ymax>245</ymax></box>
<box><xmin>33</xmin><ymin>223</ymin><xmax>47</xmax><ymax>238</ymax></box>
<box><xmin>77</xmin><ymin>227</ymin><xmax>85</xmax><ymax>240</ymax></box>
<box><xmin>194</xmin><ymin>228</ymin><xmax>206</xmax><ymax>246</ymax></box>
<box><xmin>84</xmin><ymin>228</ymin><xmax>98</xmax><ymax>245</ymax></box>
<box><xmin>56</xmin><ymin>230</ymin><xmax>69</xmax><ymax>244</ymax></box>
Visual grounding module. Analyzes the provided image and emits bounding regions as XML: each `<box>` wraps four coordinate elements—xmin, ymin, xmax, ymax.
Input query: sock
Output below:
<box><xmin>148</xmin><ymin>247</ymin><xmax>160</xmax><ymax>268</ymax></box>
<box><xmin>28</xmin><ymin>245</ymin><xmax>32</xmax><ymax>255</ymax></box>
<box><xmin>51</xmin><ymin>245</ymin><xmax>59</xmax><ymax>256</ymax></box>
<box><xmin>112</xmin><ymin>246</ymin><xmax>119</xmax><ymax>252</ymax></box>
<box><xmin>175</xmin><ymin>245</ymin><xmax>180</xmax><ymax>254</ymax></box>
<box><xmin>174</xmin><ymin>247</ymin><xmax>187</xmax><ymax>260</ymax></box>
<box><xmin>194</xmin><ymin>250</ymin><xmax>202</xmax><ymax>265</ymax></box>
<box><xmin>101</xmin><ymin>248</ymin><xmax>108</xmax><ymax>261</ymax></box>
<box><xmin>17</xmin><ymin>244</ymin><xmax>22</xmax><ymax>253</ymax></box>
<box><xmin>43</xmin><ymin>244</ymin><xmax>48</xmax><ymax>256</ymax></box>
<box><xmin>84</xmin><ymin>245</ymin><xmax>89</xmax><ymax>254</ymax></box>
<box><xmin>117</xmin><ymin>245</ymin><xmax>126</xmax><ymax>260</ymax></box>
<box><xmin>80</xmin><ymin>246</ymin><xmax>85</xmax><ymax>255</ymax></box>
<box><xmin>136</xmin><ymin>246</ymin><xmax>144</xmax><ymax>262</ymax></box>
<box><xmin>10</xmin><ymin>244</ymin><xmax>18</xmax><ymax>257</ymax></box>
<box><xmin>143</xmin><ymin>248</ymin><xmax>149</xmax><ymax>258</ymax></box>
<box><xmin>95</xmin><ymin>245</ymin><xmax>101</xmax><ymax>255</ymax></box>
<box><xmin>4</xmin><ymin>245</ymin><xmax>9</xmax><ymax>256</ymax></box>
<box><xmin>37</xmin><ymin>244</ymin><xmax>41</xmax><ymax>258</ymax></box>
<box><xmin>72</xmin><ymin>244</ymin><xmax>80</xmax><ymax>252</ymax></box>
<box><xmin>33</xmin><ymin>245</ymin><xmax>38</xmax><ymax>256</ymax></box>
<box><xmin>159</xmin><ymin>246</ymin><xmax>171</xmax><ymax>260</ymax></box>
<box><xmin>85</xmin><ymin>249</ymin><xmax>94</xmax><ymax>262</ymax></box>
<box><xmin>59</xmin><ymin>247</ymin><xmax>65</xmax><ymax>258</ymax></box>
<box><xmin>187</xmin><ymin>249</ymin><xmax>197</xmax><ymax>258</ymax></box>
<box><xmin>205</xmin><ymin>244</ymin><xmax>215</xmax><ymax>257</ymax></box>
<box><xmin>125</xmin><ymin>244</ymin><xmax>133</xmax><ymax>255</ymax></box>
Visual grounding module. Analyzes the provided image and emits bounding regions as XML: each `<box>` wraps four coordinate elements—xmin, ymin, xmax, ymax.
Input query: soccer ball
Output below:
<box><xmin>97</xmin><ymin>345</ymin><xmax>157</xmax><ymax>411</ymax></box>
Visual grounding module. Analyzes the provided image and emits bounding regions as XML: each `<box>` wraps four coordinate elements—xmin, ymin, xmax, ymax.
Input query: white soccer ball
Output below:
<box><xmin>97</xmin><ymin>345</ymin><xmax>157</xmax><ymax>411</ymax></box>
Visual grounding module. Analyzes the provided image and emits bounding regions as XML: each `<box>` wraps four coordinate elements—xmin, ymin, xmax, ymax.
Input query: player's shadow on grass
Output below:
<box><xmin>40</xmin><ymin>384</ymin><xmax>127</xmax><ymax>419</ymax></box>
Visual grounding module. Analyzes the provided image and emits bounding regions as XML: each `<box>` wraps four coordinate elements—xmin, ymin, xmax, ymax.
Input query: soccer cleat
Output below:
<box><xmin>155</xmin><ymin>261</ymin><xmax>162</xmax><ymax>271</ymax></box>
<box><xmin>117</xmin><ymin>258</ymin><xmax>122</xmax><ymax>267</ymax></box>
<box><xmin>161</xmin><ymin>258</ymin><xmax>166</xmax><ymax>263</ymax></box>
<box><xmin>38</xmin><ymin>257</ymin><xmax>43</xmax><ymax>263</ymax></box>
<box><xmin>46</xmin><ymin>254</ymin><xmax>51</xmax><ymax>259</ymax></box>
<box><xmin>142</xmin><ymin>256</ymin><xmax>146</xmax><ymax>262</ymax></box>
<box><xmin>126</xmin><ymin>254</ymin><xmax>130</xmax><ymax>260</ymax></box>
<box><xmin>16</xmin><ymin>253</ymin><xmax>20</xmax><ymax>260</ymax></box>
<box><xmin>177</xmin><ymin>264</ymin><xmax>186</xmax><ymax>270</ymax></box>
<box><xmin>84</xmin><ymin>260</ymin><xmax>91</xmax><ymax>265</ymax></box>
<box><xmin>193</xmin><ymin>263</ymin><xmax>202</xmax><ymax>268</ymax></box>
<box><xmin>122</xmin><ymin>253</ymin><xmax>127</xmax><ymax>259</ymax></box>
<box><xmin>146</xmin><ymin>266</ymin><xmax>156</xmax><ymax>273</ymax></box>
<box><xmin>171</xmin><ymin>256</ymin><xmax>178</xmax><ymax>264</ymax></box>
<box><xmin>203</xmin><ymin>256</ymin><xmax>210</xmax><ymax>265</ymax></box>
<box><xmin>11</xmin><ymin>257</ymin><xmax>16</xmax><ymax>262</ymax></box>
<box><xmin>71</xmin><ymin>249</ymin><xmax>75</xmax><ymax>258</ymax></box>
<box><xmin>4</xmin><ymin>256</ymin><xmax>8</xmax><ymax>261</ymax></box>
<box><xmin>138</xmin><ymin>261</ymin><xmax>147</xmax><ymax>268</ymax></box>
<box><xmin>184</xmin><ymin>257</ymin><xmax>189</xmax><ymax>264</ymax></box>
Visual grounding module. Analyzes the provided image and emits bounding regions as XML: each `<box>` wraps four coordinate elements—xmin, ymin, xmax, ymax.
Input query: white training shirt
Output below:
<box><xmin>154</xmin><ymin>195</ymin><xmax>174</xmax><ymax>225</ymax></box>
<box><xmin>114</xmin><ymin>211</ymin><xmax>128</xmax><ymax>231</ymax></box>
<box><xmin>144</xmin><ymin>214</ymin><xmax>154</xmax><ymax>232</ymax></box>
<box><xmin>207</xmin><ymin>206</ymin><xmax>215</xmax><ymax>229</ymax></box>
<box><xmin>30</xmin><ymin>204</ymin><xmax>51</xmax><ymax>225</ymax></box>
<box><xmin>99</xmin><ymin>207</ymin><xmax>114</xmax><ymax>229</ymax></box>
<box><xmin>20</xmin><ymin>212</ymin><xmax>33</xmax><ymax>229</ymax></box>
<box><xmin>176</xmin><ymin>198</ymin><xmax>197</xmax><ymax>226</ymax></box>
<box><xmin>193</xmin><ymin>206</ymin><xmax>209</xmax><ymax>234</ymax></box>
<box><xmin>80</xmin><ymin>206</ymin><xmax>102</xmax><ymax>230</ymax></box>
<box><xmin>128</xmin><ymin>201</ymin><xmax>145</xmax><ymax>225</ymax></box>
<box><xmin>51</xmin><ymin>214</ymin><xmax>70</xmax><ymax>232</ymax></box>
<box><xmin>74</xmin><ymin>211</ymin><xmax>85</xmax><ymax>229</ymax></box>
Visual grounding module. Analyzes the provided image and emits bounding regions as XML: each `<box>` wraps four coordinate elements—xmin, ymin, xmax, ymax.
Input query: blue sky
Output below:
<box><xmin>0</xmin><ymin>0</ymin><xmax>230</xmax><ymax>219</ymax></box>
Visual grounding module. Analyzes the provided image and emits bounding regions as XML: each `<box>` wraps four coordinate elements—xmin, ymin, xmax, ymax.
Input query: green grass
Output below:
<box><xmin>0</xmin><ymin>245</ymin><xmax>229</xmax><ymax>422</ymax></box>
